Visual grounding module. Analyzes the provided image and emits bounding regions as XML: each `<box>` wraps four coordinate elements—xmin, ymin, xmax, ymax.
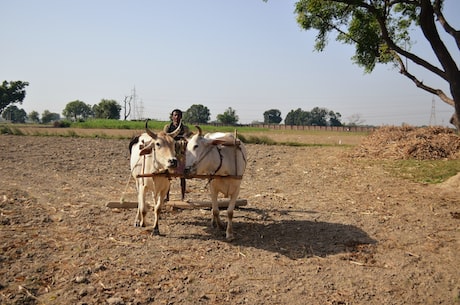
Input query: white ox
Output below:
<box><xmin>129</xmin><ymin>120</ymin><xmax>180</xmax><ymax>235</ymax></box>
<box><xmin>185</xmin><ymin>126</ymin><xmax>247</xmax><ymax>241</ymax></box>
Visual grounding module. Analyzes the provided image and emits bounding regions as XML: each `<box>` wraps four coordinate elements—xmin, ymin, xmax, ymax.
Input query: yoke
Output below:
<box><xmin>139</xmin><ymin>132</ymin><xmax>245</xmax><ymax>180</ymax></box>
<box><xmin>136</xmin><ymin>172</ymin><xmax>244</xmax><ymax>180</ymax></box>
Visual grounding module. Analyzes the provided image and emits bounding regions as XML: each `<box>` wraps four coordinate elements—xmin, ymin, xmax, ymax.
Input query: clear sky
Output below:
<box><xmin>2</xmin><ymin>0</ymin><xmax>459</xmax><ymax>126</ymax></box>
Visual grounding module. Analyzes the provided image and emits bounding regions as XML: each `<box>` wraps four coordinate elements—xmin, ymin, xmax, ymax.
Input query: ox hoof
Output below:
<box><xmin>226</xmin><ymin>235</ymin><xmax>235</xmax><ymax>242</ymax></box>
<box><xmin>152</xmin><ymin>227</ymin><xmax>160</xmax><ymax>236</ymax></box>
<box><xmin>211</xmin><ymin>219</ymin><xmax>225</xmax><ymax>231</ymax></box>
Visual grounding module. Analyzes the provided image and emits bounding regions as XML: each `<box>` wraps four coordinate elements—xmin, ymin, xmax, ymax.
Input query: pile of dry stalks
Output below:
<box><xmin>353</xmin><ymin>126</ymin><xmax>460</xmax><ymax>160</ymax></box>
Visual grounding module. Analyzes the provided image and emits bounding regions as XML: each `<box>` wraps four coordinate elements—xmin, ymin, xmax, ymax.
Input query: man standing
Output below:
<box><xmin>163</xmin><ymin>109</ymin><xmax>190</xmax><ymax>200</ymax></box>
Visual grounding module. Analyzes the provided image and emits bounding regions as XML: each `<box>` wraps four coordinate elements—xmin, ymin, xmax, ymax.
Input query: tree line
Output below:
<box><xmin>0</xmin><ymin>80</ymin><xmax>347</xmax><ymax>126</ymax></box>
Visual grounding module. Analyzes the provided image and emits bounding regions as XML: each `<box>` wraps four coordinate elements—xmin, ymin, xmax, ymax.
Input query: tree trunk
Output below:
<box><xmin>419</xmin><ymin>0</ymin><xmax>460</xmax><ymax>130</ymax></box>
<box><xmin>451</xmin><ymin>83</ymin><xmax>460</xmax><ymax>130</ymax></box>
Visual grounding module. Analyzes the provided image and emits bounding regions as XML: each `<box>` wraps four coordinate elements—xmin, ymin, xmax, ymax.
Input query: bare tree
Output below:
<box><xmin>347</xmin><ymin>113</ymin><xmax>366</xmax><ymax>126</ymax></box>
<box><xmin>122</xmin><ymin>95</ymin><xmax>132</xmax><ymax>121</ymax></box>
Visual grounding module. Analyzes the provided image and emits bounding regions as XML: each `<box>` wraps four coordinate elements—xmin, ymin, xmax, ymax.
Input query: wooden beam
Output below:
<box><xmin>166</xmin><ymin>199</ymin><xmax>247</xmax><ymax>209</ymax></box>
<box><xmin>106</xmin><ymin>201</ymin><xmax>139</xmax><ymax>209</ymax></box>
<box><xmin>136</xmin><ymin>173</ymin><xmax>243</xmax><ymax>179</ymax></box>
<box><xmin>106</xmin><ymin>199</ymin><xmax>247</xmax><ymax>209</ymax></box>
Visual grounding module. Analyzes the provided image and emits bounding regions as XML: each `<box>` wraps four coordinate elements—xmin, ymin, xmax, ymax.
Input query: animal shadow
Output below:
<box><xmin>182</xmin><ymin>207</ymin><xmax>377</xmax><ymax>260</ymax></box>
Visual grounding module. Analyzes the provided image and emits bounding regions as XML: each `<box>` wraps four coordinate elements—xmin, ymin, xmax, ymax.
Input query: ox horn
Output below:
<box><xmin>166</xmin><ymin>120</ymin><xmax>182</xmax><ymax>139</ymax></box>
<box><xmin>145</xmin><ymin>119</ymin><xmax>158</xmax><ymax>139</ymax></box>
<box><xmin>195</xmin><ymin>125</ymin><xmax>203</xmax><ymax>137</ymax></box>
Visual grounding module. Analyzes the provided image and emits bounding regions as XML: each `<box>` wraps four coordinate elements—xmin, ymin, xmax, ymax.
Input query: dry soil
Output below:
<box><xmin>0</xmin><ymin>133</ymin><xmax>459</xmax><ymax>304</ymax></box>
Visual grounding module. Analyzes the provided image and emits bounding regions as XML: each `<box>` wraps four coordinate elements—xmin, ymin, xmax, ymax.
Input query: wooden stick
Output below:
<box><xmin>106</xmin><ymin>199</ymin><xmax>247</xmax><ymax>209</ymax></box>
<box><xmin>136</xmin><ymin>173</ymin><xmax>243</xmax><ymax>179</ymax></box>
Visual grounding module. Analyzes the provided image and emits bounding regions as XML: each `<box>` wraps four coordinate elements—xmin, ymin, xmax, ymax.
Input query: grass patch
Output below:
<box><xmin>239</xmin><ymin>134</ymin><xmax>276</xmax><ymax>145</ymax></box>
<box><xmin>238</xmin><ymin>134</ymin><xmax>351</xmax><ymax>147</ymax></box>
<box><xmin>382</xmin><ymin>159</ymin><xmax>460</xmax><ymax>184</ymax></box>
<box><xmin>71</xmin><ymin>119</ymin><xmax>151</xmax><ymax>129</ymax></box>
<box><xmin>273</xmin><ymin>128</ymin><xmax>370</xmax><ymax>137</ymax></box>
<box><xmin>65</xmin><ymin>130</ymin><xmax>79</xmax><ymax>137</ymax></box>
<box><xmin>0</xmin><ymin>125</ymin><xmax>25</xmax><ymax>135</ymax></box>
<box><xmin>70</xmin><ymin>119</ymin><xmax>254</xmax><ymax>132</ymax></box>
<box><xmin>278</xmin><ymin>141</ymin><xmax>338</xmax><ymax>147</ymax></box>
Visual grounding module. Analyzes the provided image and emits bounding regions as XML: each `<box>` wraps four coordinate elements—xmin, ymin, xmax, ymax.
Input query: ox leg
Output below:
<box><xmin>180</xmin><ymin>178</ymin><xmax>186</xmax><ymax>201</ymax></box>
<box><xmin>151</xmin><ymin>181</ymin><xmax>168</xmax><ymax>236</ymax></box>
<box><xmin>151</xmin><ymin>192</ymin><xmax>161</xmax><ymax>235</ymax></box>
<box><xmin>135</xmin><ymin>186</ymin><xmax>147</xmax><ymax>227</ymax></box>
<box><xmin>225</xmin><ymin>194</ymin><xmax>238</xmax><ymax>241</ymax></box>
<box><xmin>210</xmin><ymin>190</ymin><xmax>225</xmax><ymax>231</ymax></box>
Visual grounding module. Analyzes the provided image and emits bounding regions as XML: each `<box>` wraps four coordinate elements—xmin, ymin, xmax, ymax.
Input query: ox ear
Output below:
<box><xmin>185</xmin><ymin>133</ymin><xmax>194</xmax><ymax>141</ymax></box>
<box><xmin>139</xmin><ymin>142</ymin><xmax>153</xmax><ymax>155</ymax></box>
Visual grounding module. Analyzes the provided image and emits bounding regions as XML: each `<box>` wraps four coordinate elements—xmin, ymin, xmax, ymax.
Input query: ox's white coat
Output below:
<box><xmin>130</xmin><ymin>130</ymin><xmax>178</xmax><ymax>234</ymax></box>
<box><xmin>185</xmin><ymin>128</ymin><xmax>247</xmax><ymax>241</ymax></box>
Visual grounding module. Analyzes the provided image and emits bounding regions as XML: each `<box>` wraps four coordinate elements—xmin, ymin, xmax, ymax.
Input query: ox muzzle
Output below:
<box><xmin>168</xmin><ymin>158</ymin><xmax>178</xmax><ymax>169</ymax></box>
<box><xmin>184</xmin><ymin>166</ymin><xmax>195</xmax><ymax>175</ymax></box>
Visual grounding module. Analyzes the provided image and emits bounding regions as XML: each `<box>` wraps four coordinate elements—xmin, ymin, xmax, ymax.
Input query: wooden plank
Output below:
<box><xmin>106</xmin><ymin>199</ymin><xmax>247</xmax><ymax>209</ymax></box>
<box><xmin>106</xmin><ymin>201</ymin><xmax>139</xmax><ymax>209</ymax></box>
<box><xmin>166</xmin><ymin>199</ymin><xmax>247</xmax><ymax>209</ymax></box>
<box><xmin>136</xmin><ymin>173</ymin><xmax>243</xmax><ymax>179</ymax></box>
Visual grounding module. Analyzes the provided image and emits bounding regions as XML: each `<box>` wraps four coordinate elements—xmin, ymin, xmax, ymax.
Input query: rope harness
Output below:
<box><xmin>187</xmin><ymin>142</ymin><xmax>246</xmax><ymax>185</ymax></box>
<box><xmin>129</xmin><ymin>137</ymin><xmax>247</xmax><ymax>197</ymax></box>
<box><xmin>138</xmin><ymin>139</ymin><xmax>169</xmax><ymax>186</ymax></box>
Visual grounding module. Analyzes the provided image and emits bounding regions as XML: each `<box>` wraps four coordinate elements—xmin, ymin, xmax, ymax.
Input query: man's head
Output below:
<box><xmin>171</xmin><ymin>109</ymin><xmax>183</xmax><ymax>123</ymax></box>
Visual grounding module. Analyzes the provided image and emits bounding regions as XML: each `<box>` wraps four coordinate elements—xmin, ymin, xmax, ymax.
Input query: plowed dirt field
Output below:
<box><xmin>0</xmin><ymin>132</ymin><xmax>458</xmax><ymax>304</ymax></box>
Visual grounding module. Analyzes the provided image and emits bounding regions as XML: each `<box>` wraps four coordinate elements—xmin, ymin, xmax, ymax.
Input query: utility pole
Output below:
<box><xmin>429</xmin><ymin>96</ymin><xmax>437</xmax><ymax>126</ymax></box>
<box><xmin>131</xmin><ymin>86</ymin><xmax>137</xmax><ymax>120</ymax></box>
<box><xmin>138</xmin><ymin>99</ymin><xmax>144</xmax><ymax>120</ymax></box>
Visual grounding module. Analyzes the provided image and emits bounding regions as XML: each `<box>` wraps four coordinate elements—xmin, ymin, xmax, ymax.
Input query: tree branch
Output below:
<box><xmin>394</xmin><ymin>51</ymin><xmax>454</xmax><ymax>107</ymax></box>
<box><xmin>388</xmin><ymin>0</ymin><xmax>418</xmax><ymax>5</ymax></box>
<box><xmin>332</xmin><ymin>0</ymin><xmax>448</xmax><ymax>80</ymax></box>
<box><xmin>433</xmin><ymin>0</ymin><xmax>460</xmax><ymax>50</ymax></box>
<box><xmin>419</xmin><ymin>0</ymin><xmax>459</xmax><ymax>81</ymax></box>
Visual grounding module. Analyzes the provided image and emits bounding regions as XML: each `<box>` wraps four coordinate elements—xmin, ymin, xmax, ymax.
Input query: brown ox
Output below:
<box><xmin>185</xmin><ymin>126</ymin><xmax>247</xmax><ymax>241</ymax></box>
<box><xmin>129</xmin><ymin>120</ymin><xmax>180</xmax><ymax>235</ymax></box>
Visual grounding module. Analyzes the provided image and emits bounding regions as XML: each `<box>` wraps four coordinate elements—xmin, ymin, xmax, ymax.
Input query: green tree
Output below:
<box><xmin>0</xmin><ymin>80</ymin><xmax>29</xmax><ymax>114</ymax></box>
<box><xmin>310</xmin><ymin>107</ymin><xmax>328</xmax><ymax>126</ymax></box>
<box><xmin>28</xmin><ymin>111</ymin><xmax>40</xmax><ymax>123</ymax></box>
<box><xmin>63</xmin><ymin>100</ymin><xmax>93</xmax><ymax>121</ymax></box>
<box><xmin>310</xmin><ymin>107</ymin><xmax>343</xmax><ymax>126</ymax></box>
<box><xmin>1</xmin><ymin>105</ymin><xmax>27</xmax><ymax>123</ymax></box>
<box><xmin>92</xmin><ymin>99</ymin><xmax>121</xmax><ymax>119</ymax></box>
<box><xmin>285</xmin><ymin>107</ymin><xmax>342</xmax><ymax>126</ymax></box>
<box><xmin>216</xmin><ymin>107</ymin><xmax>239</xmax><ymax>125</ymax></box>
<box><xmin>263</xmin><ymin>109</ymin><xmax>283</xmax><ymax>124</ymax></box>
<box><xmin>327</xmin><ymin>110</ymin><xmax>342</xmax><ymax>126</ymax></box>
<box><xmin>184</xmin><ymin>104</ymin><xmax>210</xmax><ymax>124</ymax></box>
<box><xmin>294</xmin><ymin>0</ymin><xmax>460</xmax><ymax>128</ymax></box>
<box><xmin>41</xmin><ymin>110</ymin><xmax>60</xmax><ymax>124</ymax></box>
<box><xmin>285</xmin><ymin>108</ymin><xmax>310</xmax><ymax>126</ymax></box>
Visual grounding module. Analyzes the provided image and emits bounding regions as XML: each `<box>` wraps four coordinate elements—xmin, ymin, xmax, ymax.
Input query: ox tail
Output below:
<box><xmin>129</xmin><ymin>135</ymin><xmax>140</xmax><ymax>155</ymax></box>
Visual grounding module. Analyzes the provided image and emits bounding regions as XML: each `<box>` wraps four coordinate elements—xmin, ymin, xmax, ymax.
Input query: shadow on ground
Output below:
<box><xmin>171</xmin><ymin>207</ymin><xmax>377</xmax><ymax>260</ymax></box>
